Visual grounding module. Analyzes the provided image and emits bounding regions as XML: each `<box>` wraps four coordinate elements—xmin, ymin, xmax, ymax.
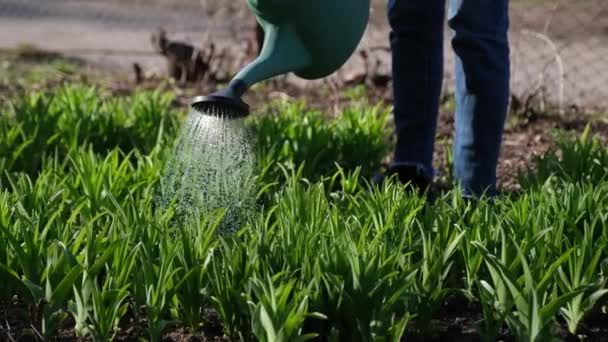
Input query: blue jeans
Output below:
<box><xmin>388</xmin><ymin>0</ymin><xmax>510</xmax><ymax>197</ymax></box>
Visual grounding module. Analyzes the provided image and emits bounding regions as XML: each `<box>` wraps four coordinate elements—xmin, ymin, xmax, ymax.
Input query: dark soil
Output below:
<box><xmin>0</xmin><ymin>298</ymin><xmax>228</xmax><ymax>341</ymax></box>
<box><xmin>3</xmin><ymin>295</ymin><xmax>608</xmax><ymax>341</ymax></box>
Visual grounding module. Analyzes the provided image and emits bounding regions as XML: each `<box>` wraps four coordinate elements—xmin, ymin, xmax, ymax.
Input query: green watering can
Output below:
<box><xmin>192</xmin><ymin>0</ymin><xmax>370</xmax><ymax>117</ymax></box>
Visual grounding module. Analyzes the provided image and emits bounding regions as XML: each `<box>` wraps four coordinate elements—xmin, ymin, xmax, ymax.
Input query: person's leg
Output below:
<box><xmin>387</xmin><ymin>0</ymin><xmax>446</xmax><ymax>185</ymax></box>
<box><xmin>448</xmin><ymin>0</ymin><xmax>510</xmax><ymax>197</ymax></box>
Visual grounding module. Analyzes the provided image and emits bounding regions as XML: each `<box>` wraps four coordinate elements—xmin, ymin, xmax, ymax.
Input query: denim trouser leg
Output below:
<box><xmin>448</xmin><ymin>0</ymin><xmax>510</xmax><ymax>197</ymax></box>
<box><xmin>388</xmin><ymin>0</ymin><xmax>510</xmax><ymax>197</ymax></box>
<box><xmin>387</xmin><ymin>0</ymin><xmax>446</xmax><ymax>181</ymax></box>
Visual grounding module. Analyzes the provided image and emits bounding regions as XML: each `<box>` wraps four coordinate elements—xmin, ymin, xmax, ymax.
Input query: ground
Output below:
<box><xmin>3</xmin><ymin>293</ymin><xmax>608</xmax><ymax>341</ymax></box>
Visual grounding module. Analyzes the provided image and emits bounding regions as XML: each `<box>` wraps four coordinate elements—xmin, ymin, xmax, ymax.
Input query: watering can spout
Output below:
<box><xmin>234</xmin><ymin>23</ymin><xmax>311</xmax><ymax>90</ymax></box>
<box><xmin>191</xmin><ymin>23</ymin><xmax>310</xmax><ymax>118</ymax></box>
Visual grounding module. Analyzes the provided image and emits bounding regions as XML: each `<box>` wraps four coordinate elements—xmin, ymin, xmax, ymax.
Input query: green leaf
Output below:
<box><xmin>48</xmin><ymin>264</ymin><xmax>83</xmax><ymax>304</ymax></box>
<box><xmin>88</xmin><ymin>238</ymin><xmax>125</xmax><ymax>276</ymax></box>
<box><xmin>259</xmin><ymin>305</ymin><xmax>277</xmax><ymax>342</ymax></box>
<box><xmin>540</xmin><ymin>287</ymin><xmax>588</xmax><ymax>321</ymax></box>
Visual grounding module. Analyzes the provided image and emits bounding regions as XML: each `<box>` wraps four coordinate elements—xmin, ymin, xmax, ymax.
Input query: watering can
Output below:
<box><xmin>192</xmin><ymin>0</ymin><xmax>371</xmax><ymax>117</ymax></box>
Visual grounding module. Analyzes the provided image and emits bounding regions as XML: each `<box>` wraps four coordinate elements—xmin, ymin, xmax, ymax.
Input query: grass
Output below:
<box><xmin>1</xmin><ymin>83</ymin><xmax>608</xmax><ymax>341</ymax></box>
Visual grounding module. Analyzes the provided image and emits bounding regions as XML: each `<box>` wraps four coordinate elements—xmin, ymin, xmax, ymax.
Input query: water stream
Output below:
<box><xmin>159</xmin><ymin>105</ymin><xmax>256</xmax><ymax>233</ymax></box>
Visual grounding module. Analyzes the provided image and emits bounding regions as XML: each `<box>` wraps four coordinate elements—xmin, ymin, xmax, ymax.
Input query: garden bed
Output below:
<box><xmin>1</xmin><ymin>56</ymin><xmax>608</xmax><ymax>341</ymax></box>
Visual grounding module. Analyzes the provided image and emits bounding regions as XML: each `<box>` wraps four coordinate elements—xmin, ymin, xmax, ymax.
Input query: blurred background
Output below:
<box><xmin>0</xmin><ymin>0</ymin><xmax>607</xmax><ymax>111</ymax></box>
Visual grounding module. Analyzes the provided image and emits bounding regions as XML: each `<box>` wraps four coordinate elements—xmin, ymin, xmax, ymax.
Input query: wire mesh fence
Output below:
<box><xmin>1</xmin><ymin>0</ymin><xmax>607</xmax><ymax>111</ymax></box>
<box><xmin>508</xmin><ymin>0</ymin><xmax>608</xmax><ymax>111</ymax></box>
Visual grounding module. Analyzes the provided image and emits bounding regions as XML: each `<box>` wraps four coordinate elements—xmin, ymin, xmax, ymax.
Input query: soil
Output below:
<box><xmin>3</xmin><ymin>295</ymin><xmax>608</xmax><ymax>341</ymax></box>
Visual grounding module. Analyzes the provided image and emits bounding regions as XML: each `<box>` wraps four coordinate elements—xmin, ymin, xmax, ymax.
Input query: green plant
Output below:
<box><xmin>171</xmin><ymin>211</ymin><xmax>222</xmax><ymax>330</ymax></box>
<box><xmin>476</xmin><ymin>233</ymin><xmax>585</xmax><ymax>342</ymax></box>
<box><xmin>209</xmin><ymin>238</ymin><xmax>258</xmax><ymax>339</ymax></box>
<box><xmin>411</xmin><ymin>224</ymin><xmax>464</xmax><ymax>329</ymax></box>
<box><xmin>135</xmin><ymin>242</ymin><xmax>180</xmax><ymax>342</ymax></box>
<box><xmin>251</xmin><ymin>101</ymin><xmax>390</xmax><ymax>184</ymax></box>
<box><xmin>557</xmin><ymin>222</ymin><xmax>608</xmax><ymax>334</ymax></box>
<box><xmin>520</xmin><ymin>125</ymin><xmax>608</xmax><ymax>188</ymax></box>
<box><xmin>312</xmin><ymin>237</ymin><xmax>414</xmax><ymax>341</ymax></box>
<box><xmin>248</xmin><ymin>273</ymin><xmax>321</xmax><ymax>342</ymax></box>
<box><xmin>70</xmin><ymin>272</ymin><xmax>129</xmax><ymax>341</ymax></box>
<box><xmin>1</xmin><ymin>92</ymin><xmax>61</xmax><ymax>177</ymax></box>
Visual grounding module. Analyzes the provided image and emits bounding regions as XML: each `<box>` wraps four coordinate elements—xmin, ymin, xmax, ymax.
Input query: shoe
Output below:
<box><xmin>371</xmin><ymin>164</ymin><xmax>432</xmax><ymax>191</ymax></box>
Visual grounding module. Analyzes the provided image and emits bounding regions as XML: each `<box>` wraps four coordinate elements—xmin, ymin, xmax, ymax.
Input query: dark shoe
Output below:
<box><xmin>371</xmin><ymin>165</ymin><xmax>432</xmax><ymax>191</ymax></box>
